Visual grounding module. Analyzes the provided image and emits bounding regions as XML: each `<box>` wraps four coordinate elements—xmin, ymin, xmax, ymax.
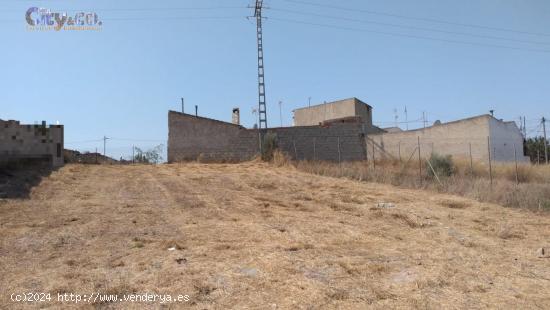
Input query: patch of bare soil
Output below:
<box><xmin>1</xmin><ymin>163</ymin><xmax>549</xmax><ymax>309</ymax></box>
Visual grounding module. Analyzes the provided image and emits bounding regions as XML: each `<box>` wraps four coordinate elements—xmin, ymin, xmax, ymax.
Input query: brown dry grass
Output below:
<box><xmin>295</xmin><ymin>158</ymin><xmax>550</xmax><ymax>211</ymax></box>
<box><xmin>1</xmin><ymin>163</ymin><xmax>550</xmax><ymax>309</ymax></box>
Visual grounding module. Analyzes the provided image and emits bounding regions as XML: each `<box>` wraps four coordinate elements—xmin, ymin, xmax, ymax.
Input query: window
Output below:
<box><xmin>57</xmin><ymin>143</ymin><xmax>61</xmax><ymax>158</ymax></box>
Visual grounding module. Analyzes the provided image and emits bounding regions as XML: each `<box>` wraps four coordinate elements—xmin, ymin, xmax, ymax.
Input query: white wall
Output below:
<box><xmin>366</xmin><ymin>115</ymin><xmax>527</xmax><ymax>163</ymax></box>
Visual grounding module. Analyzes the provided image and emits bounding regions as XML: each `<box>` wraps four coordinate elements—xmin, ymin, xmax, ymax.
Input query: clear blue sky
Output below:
<box><xmin>1</xmin><ymin>0</ymin><xmax>549</xmax><ymax>159</ymax></box>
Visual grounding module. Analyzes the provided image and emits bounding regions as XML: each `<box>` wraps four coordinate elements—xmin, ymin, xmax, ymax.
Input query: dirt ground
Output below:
<box><xmin>1</xmin><ymin>163</ymin><xmax>549</xmax><ymax>309</ymax></box>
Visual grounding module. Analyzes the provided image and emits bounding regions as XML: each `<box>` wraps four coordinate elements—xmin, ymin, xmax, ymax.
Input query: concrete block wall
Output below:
<box><xmin>168</xmin><ymin>111</ymin><xmax>367</xmax><ymax>163</ymax></box>
<box><xmin>0</xmin><ymin>120</ymin><xmax>64</xmax><ymax>167</ymax></box>
<box><xmin>267</xmin><ymin>123</ymin><xmax>366</xmax><ymax>161</ymax></box>
<box><xmin>168</xmin><ymin>111</ymin><xmax>259</xmax><ymax>162</ymax></box>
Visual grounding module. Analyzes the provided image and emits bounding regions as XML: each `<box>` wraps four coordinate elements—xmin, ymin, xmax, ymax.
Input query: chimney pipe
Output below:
<box><xmin>232</xmin><ymin>108</ymin><xmax>240</xmax><ymax>125</ymax></box>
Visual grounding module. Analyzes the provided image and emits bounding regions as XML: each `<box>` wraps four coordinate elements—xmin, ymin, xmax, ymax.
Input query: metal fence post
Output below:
<box><xmin>417</xmin><ymin>136</ymin><xmax>422</xmax><ymax>186</ymax></box>
<box><xmin>488</xmin><ymin>136</ymin><xmax>493</xmax><ymax>189</ymax></box>
<box><xmin>398</xmin><ymin>141</ymin><xmax>401</xmax><ymax>162</ymax></box>
<box><xmin>514</xmin><ymin>143</ymin><xmax>519</xmax><ymax>184</ymax></box>
<box><xmin>337</xmin><ymin>137</ymin><xmax>341</xmax><ymax>164</ymax></box>
<box><xmin>469</xmin><ymin>142</ymin><xmax>473</xmax><ymax>176</ymax></box>
<box><xmin>372</xmin><ymin>141</ymin><xmax>376</xmax><ymax>170</ymax></box>
<box><xmin>313</xmin><ymin>137</ymin><xmax>316</xmax><ymax>161</ymax></box>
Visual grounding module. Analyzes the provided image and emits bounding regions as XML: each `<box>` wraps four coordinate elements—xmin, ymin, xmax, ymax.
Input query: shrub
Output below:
<box><xmin>427</xmin><ymin>153</ymin><xmax>454</xmax><ymax>177</ymax></box>
<box><xmin>261</xmin><ymin>132</ymin><xmax>278</xmax><ymax>161</ymax></box>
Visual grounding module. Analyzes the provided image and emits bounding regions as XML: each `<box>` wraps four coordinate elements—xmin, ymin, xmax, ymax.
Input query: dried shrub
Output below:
<box><xmin>261</xmin><ymin>132</ymin><xmax>278</xmax><ymax>161</ymax></box>
<box><xmin>428</xmin><ymin>153</ymin><xmax>454</xmax><ymax>177</ymax></box>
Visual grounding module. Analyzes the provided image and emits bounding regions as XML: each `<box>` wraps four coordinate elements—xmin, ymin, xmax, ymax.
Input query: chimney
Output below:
<box><xmin>232</xmin><ymin>108</ymin><xmax>240</xmax><ymax>125</ymax></box>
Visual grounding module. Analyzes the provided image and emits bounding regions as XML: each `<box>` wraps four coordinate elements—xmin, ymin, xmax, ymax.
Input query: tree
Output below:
<box><xmin>133</xmin><ymin>144</ymin><xmax>164</xmax><ymax>164</ymax></box>
<box><xmin>525</xmin><ymin>137</ymin><xmax>548</xmax><ymax>163</ymax></box>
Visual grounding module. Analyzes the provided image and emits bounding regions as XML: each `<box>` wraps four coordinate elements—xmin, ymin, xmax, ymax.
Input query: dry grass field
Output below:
<box><xmin>1</xmin><ymin>162</ymin><xmax>550</xmax><ymax>309</ymax></box>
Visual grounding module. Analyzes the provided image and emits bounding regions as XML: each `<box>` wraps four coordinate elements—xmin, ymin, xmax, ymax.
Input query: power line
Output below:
<box><xmin>269</xmin><ymin>7</ymin><xmax>550</xmax><ymax>46</ymax></box>
<box><xmin>82</xmin><ymin>6</ymin><xmax>247</xmax><ymax>12</ymax></box>
<box><xmin>282</xmin><ymin>0</ymin><xmax>550</xmax><ymax>38</ymax></box>
<box><xmin>103</xmin><ymin>16</ymin><xmax>245</xmax><ymax>22</ymax></box>
<box><xmin>267</xmin><ymin>17</ymin><xmax>550</xmax><ymax>54</ymax></box>
<box><xmin>0</xmin><ymin>6</ymin><xmax>247</xmax><ymax>13</ymax></box>
<box><xmin>65</xmin><ymin>139</ymin><xmax>104</xmax><ymax>145</ymax></box>
<box><xmin>0</xmin><ymin>16</ymin><xmax>246</xmax><ymax>23</ymax></box>
<box><xmin>109</xmin><ymin>138</ymin><xmax>166</xmax><ymax>142</ymax></box>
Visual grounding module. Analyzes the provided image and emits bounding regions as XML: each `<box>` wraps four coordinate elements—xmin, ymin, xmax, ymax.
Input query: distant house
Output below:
<box><xmin>167</xmin><ymin>97</ymin><xmax>527</xmax><ymax>163</ymax></box>
<box><xmin>367</xmin><ymin>115</ymin><xmax>528</xmax><ymax>162</ymax></box>
<box><xmin>293</xmin><ymin>97</ymin><xmax>383</xmax><ymax>134</ymax></box>
<box><xmin>0</xmin><ymin>119</ymin><xmax>64</xmax><ymax>167</ymax></box>
<box><xmin>292</xmin><ymin>99</ymin><xmax>527</xmax><ymax>162</ymax></box>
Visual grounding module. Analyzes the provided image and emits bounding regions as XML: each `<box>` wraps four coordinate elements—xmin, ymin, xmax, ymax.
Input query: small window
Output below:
<box><xmin>56</xmin><ymin>143</ymin><xmax>61</xmax><ymax>158</ymax></box>
<box><xmin>11</xmin><ymin>136</ymin><xmax>16</xmax><ymax>140</ymax></box>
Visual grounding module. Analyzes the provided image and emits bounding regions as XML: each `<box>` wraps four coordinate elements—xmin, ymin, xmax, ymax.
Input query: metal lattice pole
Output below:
<box><xmin>254</xmin><ymin>0</ymin><xmax>267</xmax><ymax>130</ymax></box>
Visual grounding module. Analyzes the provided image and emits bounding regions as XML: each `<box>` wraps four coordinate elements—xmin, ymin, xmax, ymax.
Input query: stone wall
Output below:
<box><xmin>0</xmin><ymin>120</ymin><xmax>64</xmax><ymax>167</ymax></box>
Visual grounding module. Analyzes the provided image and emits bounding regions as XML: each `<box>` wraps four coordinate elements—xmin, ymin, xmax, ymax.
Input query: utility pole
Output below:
<box><xmin>543</xmin><ymin>117</ymin><xmax>548</xmax><ymax>164</ymax></box>
<box><xmin>103</xmin><ymin>136</ymin><xmax>109</xmax><ymax>157</ymax></box>
<box><xmin>523</xmin><ymin>116</ymin><xmax>527</xmax><ymax>140</ymax></box>
<box><xmin>253</xmin><ymin>0</ymin><xmax>267</xmax><ymax>130</ymax></box>
<box><xmin>308</xmin><ymin>97</ymin><xmax>311</xmax><ymax>107</ymax></box>
<box><xmin>181</xmin><ymin>98</ymin><xmax>184</xmax><ymax>113</ymax></box>
<box><xmin>422</xmin><ymin>111</ymin><xmax>426</xmax><ymax>129</ymax></box>
<box><xmin>278</xmin><ymin>100</ymin><xmax>283</xmax><ymax>127</ymax></box>
<box><xmin>404</xmin><ymin>106</ymin><xmax>408</xmax><ymax>130</ymax></box>
<box><xmin>519</xmin><ymin>116</ymin><xmax>525</xmax><ymax>138</ymax></box>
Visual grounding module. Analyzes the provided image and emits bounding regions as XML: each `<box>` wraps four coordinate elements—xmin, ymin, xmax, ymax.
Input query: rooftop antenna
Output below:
<box><xmin>252</xmin><ymin>108</ymin><xmax>258</xmax><ymax>127</ymax></box>
<box><xmin>278</xmin><ymin>100</ymin><xmax>283</xmax><ymax>127</ymax></box>
<box><xmin>103</xmin><ymin>136</ymin><xmax>109</xmax><ymax>157</ymax></box>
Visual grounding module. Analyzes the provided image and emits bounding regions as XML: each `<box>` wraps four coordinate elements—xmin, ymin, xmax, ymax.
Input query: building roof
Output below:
<box><xmin>293</xmin><ymin>97</ymin><xmax>372</xmax><ymax>112</ymax></box>
<box><xmin>382</xmin><ymin>127</ymin><xmax>403</xmax><ymax>133</ymax></box>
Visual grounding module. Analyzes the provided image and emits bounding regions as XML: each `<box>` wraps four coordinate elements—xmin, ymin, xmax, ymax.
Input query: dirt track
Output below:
<box><xmin>1</xmin><ymin>163</ymin><xmax>549</xmax><ymax>309</ymax></box>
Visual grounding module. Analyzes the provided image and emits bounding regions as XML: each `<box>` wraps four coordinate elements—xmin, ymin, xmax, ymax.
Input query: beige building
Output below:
<box><xmin>366</xmin><ymin>115</ymin><xmax>527</xmax><ymax>162</ymax></box>
<box><xmin>293</xmin><ymin>98</ymin><xmax>527</xmax><ymax>163</ymax></box>
<box><xmin>0</xmin><ymin>119</ymin><xmax>64</xmax><ymax>167</ymax></box>
<box><xmin>293</xmin><ymin>98</ymin><xmax>376</xmax><ymax>129</ymax></box>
